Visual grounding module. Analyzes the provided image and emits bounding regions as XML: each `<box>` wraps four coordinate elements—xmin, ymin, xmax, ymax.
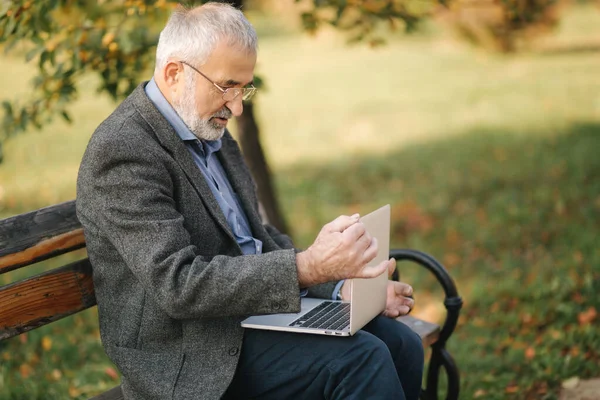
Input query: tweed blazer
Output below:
<box><xmin>76</xmin><ymin>83</ymin><xmax>336</xmax><ymax>399</ymax></box>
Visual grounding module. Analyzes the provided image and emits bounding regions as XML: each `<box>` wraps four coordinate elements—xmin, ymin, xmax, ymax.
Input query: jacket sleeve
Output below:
<box><xmin>77</xmin><ymin>125</ymin><xmax>302</xmax><ymax>320</ymax></box>
<box><xmin>263</xmin><ymin>223</ymin><xmax>295</xmax><ymax>250</ymax></box>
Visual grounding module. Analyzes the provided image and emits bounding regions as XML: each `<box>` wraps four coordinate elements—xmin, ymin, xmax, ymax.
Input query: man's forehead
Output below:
<box><xmin>203</xmin><ymin>45</ymin><xmax>256</xmax><ymax>86</ymax></box>
<box><xmin>203</xmin><ymin>40</ymin><xmax>256</xmax><ymax>66</ymax></box>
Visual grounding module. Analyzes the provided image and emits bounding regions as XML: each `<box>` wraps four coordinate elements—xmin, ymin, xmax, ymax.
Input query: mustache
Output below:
<box><xmin>212</xmin><ymin>107</ymin><xmax>232</xmax><ymax>120</ymax></box>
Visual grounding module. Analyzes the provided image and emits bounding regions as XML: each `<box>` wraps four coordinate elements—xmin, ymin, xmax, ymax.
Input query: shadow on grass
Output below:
<box><xmin>278</xmin><ymin>120</ymin><xmax>599</xmax><ymax>262</ymax></box>
<box><xmin>276</xmin><ymin>121</ymin><xmax>600</xmax><ymax>398</ymax></box>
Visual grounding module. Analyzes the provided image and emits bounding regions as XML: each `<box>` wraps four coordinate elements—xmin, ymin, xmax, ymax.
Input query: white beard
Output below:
<box><xmin>172</xmin><ymin>74</ymin><xmax>229</xmax><ymax>141</ymax></box>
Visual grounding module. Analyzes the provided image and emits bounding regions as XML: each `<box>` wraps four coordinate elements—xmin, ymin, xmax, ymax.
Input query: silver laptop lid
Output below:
<box><xmin>348</xmin><ymin>204</ymin><xmax>390</xmax><ymax>335</ymax></box>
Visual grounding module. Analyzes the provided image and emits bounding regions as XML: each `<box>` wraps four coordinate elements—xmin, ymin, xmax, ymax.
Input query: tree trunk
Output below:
<box><xmin>221</xmin><ymin>0</ymin><xmax>289</xmax><ymax>234</ymax></box>
<box><xmin>235</xmin><ymin>103</ymin><xmax>289</xmax><ymax>235</ymax></box>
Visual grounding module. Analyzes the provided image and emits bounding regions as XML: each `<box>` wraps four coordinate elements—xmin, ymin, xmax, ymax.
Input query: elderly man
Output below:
<box><xmin>77</xmin><ymin>2</ymin><xmax>423</xmax><ymax>399</ymax></box>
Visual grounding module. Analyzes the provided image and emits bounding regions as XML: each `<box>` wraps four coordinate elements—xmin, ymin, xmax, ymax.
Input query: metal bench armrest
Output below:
<box><xmin>389</xmin><ymin>249</ymin><xmax>462</xmax><ymax>347</ymax></box>
<box><xmin>390</xmin><ymin>249</ymin><xmax>462</xmax><ymax>400</ymax></box>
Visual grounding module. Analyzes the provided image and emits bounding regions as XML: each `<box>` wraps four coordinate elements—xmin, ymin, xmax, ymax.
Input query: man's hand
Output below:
<box><xmin>338</xmin><ymin>259</ymin><xmax>414</xmax><ymax>318</ymax></box>
<box><xmin>296</xmin><ymin>214</ymin><xmax>389</xmax><ymax>287</ymax></box>
<box><xmin>382</xmin><ymin>259</ymin><xmax>415</xmax><ymax>318</ymax></box>
<box><xmin>382</xmin><ymin>281</ymin><xmax>414</xmax><ymax>318</ymax></box>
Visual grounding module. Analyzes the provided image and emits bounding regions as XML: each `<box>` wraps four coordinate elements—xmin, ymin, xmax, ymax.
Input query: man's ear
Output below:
<box><xmin>163</xmin><ymin>61</ymin><xmax>182</xmax><ymax>89</ymax></box>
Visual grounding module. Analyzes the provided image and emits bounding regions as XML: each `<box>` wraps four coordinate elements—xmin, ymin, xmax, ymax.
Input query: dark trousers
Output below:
<box><xmin>224</xmin><ymin>315</ymin><xmax>424</xmax><ymax>400</ymax></box>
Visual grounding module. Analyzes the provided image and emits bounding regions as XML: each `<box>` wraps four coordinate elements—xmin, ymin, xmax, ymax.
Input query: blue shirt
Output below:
<box><xmin>144</xmin><ymin>79</ymin><xmax>263</xmax><ymax>256</ymax></box>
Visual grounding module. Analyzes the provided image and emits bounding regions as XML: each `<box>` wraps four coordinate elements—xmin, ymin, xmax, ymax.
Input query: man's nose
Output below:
<box><xmin>226</xmin><ymin>96</ymin><xmax>244</xmax><ymax>117</ymax></box>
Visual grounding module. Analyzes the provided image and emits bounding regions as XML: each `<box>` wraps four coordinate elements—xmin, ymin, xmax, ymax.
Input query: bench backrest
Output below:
<box><xmin>0</xmin><ymin>200</ymin><xmax>94</xmax><ymax>341</ymax></box>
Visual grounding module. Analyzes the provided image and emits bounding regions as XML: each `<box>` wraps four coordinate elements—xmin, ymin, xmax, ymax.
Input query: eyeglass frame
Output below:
<box><xmin>178</xmin><ymin>60</ymin><xmax>257</xmax><ymax>102</ymax></box>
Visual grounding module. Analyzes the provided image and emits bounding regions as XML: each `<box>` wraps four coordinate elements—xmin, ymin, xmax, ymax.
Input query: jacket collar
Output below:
<box><xmin>129</xmin><ymin>82</ymin><xmax>247</xmax><ymax>245</ymax></box>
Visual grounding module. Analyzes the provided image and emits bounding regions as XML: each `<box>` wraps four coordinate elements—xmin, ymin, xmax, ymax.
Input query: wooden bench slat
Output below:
<box><xmin>88</xmin><ymin>385</ymin><xmax>124</xmax><ymax>400</ymax></box>
<box><xmin>0</xmin><ymin>200</ymin><xmax>85</xmax><ymax>275</ymax></box>
<box><xmin>397</xmin><ymin>315</ymin><xmax>440</xmax><ymax>348</ymax></box>
<box><xmin>0</xmin><ymin>258</ymin><xmax>96</xmax><ymax>340</ymax></box>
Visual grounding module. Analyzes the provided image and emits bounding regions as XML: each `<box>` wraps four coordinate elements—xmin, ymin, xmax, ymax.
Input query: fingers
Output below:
<box><xmin>342</xmin><ymin>221</ymin><xmax>373</xmax><ymax>265</ymax></box>
<box><xmin>358</xmin><ymin>236</ymin><xmax>377</xmax><ymax>263</ymax></box>
<box><xmin>394</xmin><ymin>282</ymin><xmax>413</xmax><ymax>297</ymax></box>
<box><xmin>342</xmin><ymin>220</ymin><xmax>368</xmax><ymax>242</ymax></box>
<box><xmin>383</xmin><ymin>281</ymin><xmax>415</xmax><ymax>318</ymax></box>
<box><xmin>383</xmin><ymin>304</ymin><xmax>411</xmax><ymax>318</ymax></box>
<box><xmin>349</xmin><ymin>224</ymin><xmax>371</xmax><ymax>251</ymax></box>
<box><xmin>316</xmin><ymin>214</ymin><xmax>391</xmax><ymax>282</ymax></box>
<box><xmin>355</xmin><ymin>256</ymin><xmax>388</xmax><ymax>279</ymax></box>
<box><xmin>326</xmin><ymin>214</ymin><xmax>360</xmax><ymax>233</ymax></box>
<box><xmin>387</xmin><ymin>258</ymin><xmax>397</xmax><ymax>278</ymax></box>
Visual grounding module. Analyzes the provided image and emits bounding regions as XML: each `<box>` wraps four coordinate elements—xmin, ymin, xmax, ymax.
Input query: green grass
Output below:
<box><xmin>1</xmin><ymin>3</ymin><xmax>600</xmax><ymax>399</ymax></box>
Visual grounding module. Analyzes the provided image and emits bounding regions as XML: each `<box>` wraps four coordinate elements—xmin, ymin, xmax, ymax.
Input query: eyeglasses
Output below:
<box><xmin>179</xmin><ymin>61</ymin><xmax>257</xmax><ymax>102</ymax></box>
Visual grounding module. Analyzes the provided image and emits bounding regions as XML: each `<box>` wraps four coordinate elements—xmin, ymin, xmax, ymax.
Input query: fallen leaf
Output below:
<box><xmin>19</xmin><ymin>364</ymin><xmax>32</xmax><ymax>378</ymax></box>
<box><xmin>549</xmin><ymin>329</ymin><xmax>562</xmax><ymax>340</ymax></box>
<box><xmin>69</xmin><ymin>386</ymin><xmax>81</xmax><ymax>397</ymax></box>
<box><xmin>105</xmin><ymin>367</ymin><xmax>119</xmax><ymax>380</ymax></box>
<box><xmin>41</xmin><ymin>336</ymin><xmax>52</xmax><ymax>351</ymax></box>
<box><xmin>578</xmin><ymin>307</ymin><xmax>597</xmax><ymax>325</ymax></box>
<box><xmin>562</xmin><ymin>376</ymin><xmax>580</xmax><ymax>390</ymax></box>
<box><xmin>505</xmin><ymin>384</ymin><xmax>519</xmax><ymax>393</ymax></box>
<box><xmin>570</xmin><ymin>347</ymin><xmax>580</xmax><ymax>357</ymax></box>
<box><xmin>51</xmin><ymin>369</ymin><xmax>62</xmax><ymax>380</ymax></box>
<box><xmin>525</xmin><ymin>347</ymin><xmax>535</xmax><ymax>360</ymax></box>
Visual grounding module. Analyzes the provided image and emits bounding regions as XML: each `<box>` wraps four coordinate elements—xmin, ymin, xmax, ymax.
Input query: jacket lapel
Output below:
<box><xmin>129</xmin><ymin>83</ymin><xmax>236</xmax><ymax>243</ymax></box>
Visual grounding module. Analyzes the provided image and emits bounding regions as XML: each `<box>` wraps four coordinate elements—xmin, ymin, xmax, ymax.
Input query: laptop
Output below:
<box><xmin>241</xmin><ymin>204</ymin><xmax>390</xmax><ymax>336</ymax></box>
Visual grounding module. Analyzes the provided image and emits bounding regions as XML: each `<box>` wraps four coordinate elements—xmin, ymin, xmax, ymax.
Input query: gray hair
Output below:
<box><xmin>155</xmin><ymin>2</ymin><xmax>257</xmax><ymax>72</ymax></box>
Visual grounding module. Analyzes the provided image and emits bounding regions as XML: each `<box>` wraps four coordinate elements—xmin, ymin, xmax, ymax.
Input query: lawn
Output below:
<box><xmin>1</xmin><ymin>3</ymin><xmax>599</xmax><ymax>399</ymax></box>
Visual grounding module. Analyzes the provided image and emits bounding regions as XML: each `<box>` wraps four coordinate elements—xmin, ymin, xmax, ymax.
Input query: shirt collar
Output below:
<box><xmin>144</xmin><ymin>78</ymin><xmax>222</xmax><ymax>156</ymax></box>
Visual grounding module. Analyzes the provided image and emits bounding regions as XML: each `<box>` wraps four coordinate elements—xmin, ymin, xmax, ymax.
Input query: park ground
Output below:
<box><xmin>0</xmin><ymin>3</ymin><xmax>599</xmax><ymax>399</ymax></box>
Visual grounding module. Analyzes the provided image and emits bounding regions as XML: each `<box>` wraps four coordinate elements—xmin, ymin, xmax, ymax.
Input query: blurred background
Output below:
<box><xmin>0</xmin><ymin>0</ymin><xmax>599</xmax><ymax>398</ymax></box>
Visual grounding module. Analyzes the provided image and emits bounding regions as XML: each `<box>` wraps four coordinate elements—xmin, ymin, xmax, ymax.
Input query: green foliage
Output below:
<box><xmin>297</xmin><ymin>0</ymin><xmax>440</xmax><ymax>45</ymax></box>
<box><xmin>0</xmin><ymin>0</ymin><xmax>569</xmax><ymax>156</ymax></box>
<box><xmin>0</xmin><ymin>0</ymin><xmax>182</xmax><ymax>144</ymax></box>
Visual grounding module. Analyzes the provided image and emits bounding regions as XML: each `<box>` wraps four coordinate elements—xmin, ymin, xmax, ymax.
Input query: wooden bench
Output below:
<box><xmin>0</xmin><ymin>200</ymin><xmax>462</xmax><ymax>399</ymax></box>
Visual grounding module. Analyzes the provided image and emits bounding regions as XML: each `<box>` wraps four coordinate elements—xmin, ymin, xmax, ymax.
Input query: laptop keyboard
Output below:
<box><xmin>289</xmin><ymin>301</ymin><xmax>350</xmax><ymax>331</ymax></box>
